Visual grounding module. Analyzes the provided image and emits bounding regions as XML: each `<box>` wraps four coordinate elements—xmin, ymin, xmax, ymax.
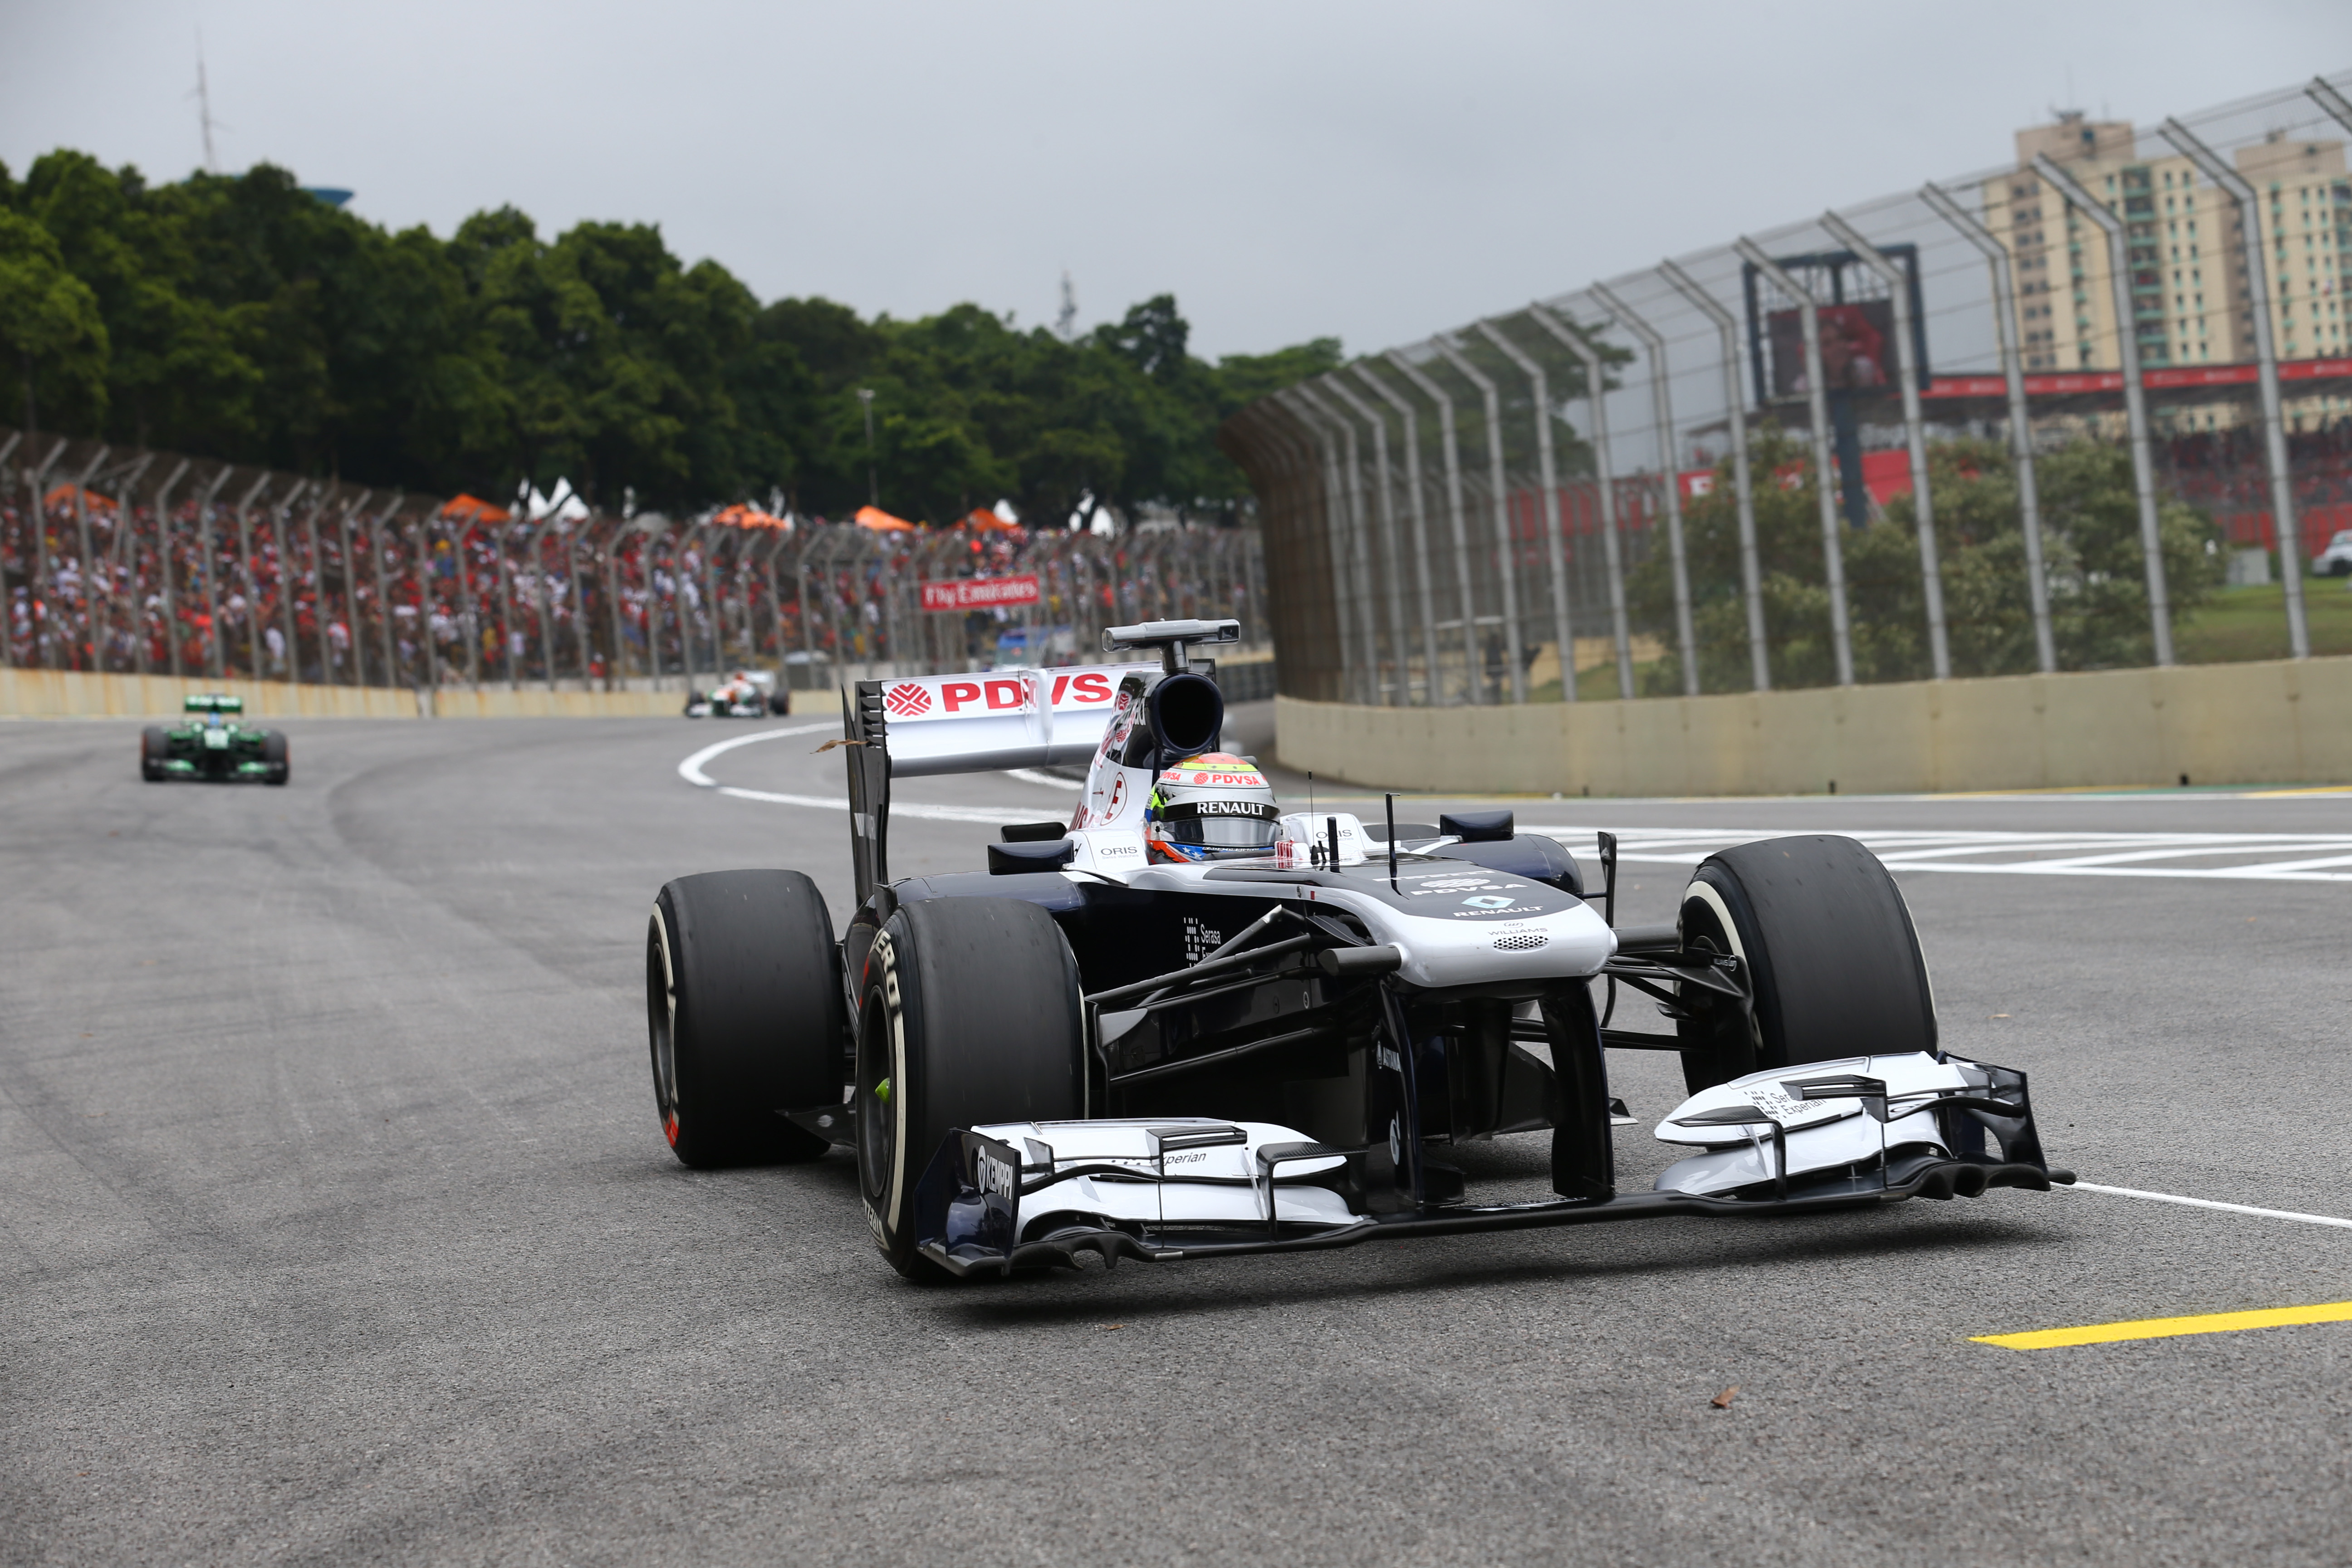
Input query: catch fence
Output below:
<box><xmin>1222</xmin><ymin>73</ymin><xmax>2352</xmax><ymax>707</ymax></box>
<box><xmin>0</xmin><ymin>429</ymin><xmax>1267</xmax><ymax>702</ymax></box>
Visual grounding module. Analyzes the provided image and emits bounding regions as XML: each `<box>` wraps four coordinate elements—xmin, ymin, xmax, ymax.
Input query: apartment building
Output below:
<box><xmin>1983</xmin><ymin>111</ymin><xmax>2352</xmax><ymax>386</ymax></box>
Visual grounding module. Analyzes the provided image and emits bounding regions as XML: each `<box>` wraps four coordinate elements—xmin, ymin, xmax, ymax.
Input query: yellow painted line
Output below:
<box><xmin>1974</xmin><ymin>1300</ymin><xmax>2352</xmax><ymax>1350</ymax></box>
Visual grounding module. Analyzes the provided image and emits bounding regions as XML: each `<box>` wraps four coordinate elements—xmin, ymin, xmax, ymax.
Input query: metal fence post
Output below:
<box><xmin>335</xmin><ymin>490</ymin><xmax>370</xmax><ymax>686</ymax></box>
<box><xmin>1384</xmin><ymin>349</ymin><xmax>1482</xmax><ymax>705</ymax></box>
<box><xmin>1734</xmin><ymin>240</ymin><xmax>1856</xmax><ymax>686</ymax></box>
<box><xmin>1821</xmin><ymin>210</ymin><xmax>1951</xmax><ymax>680</ymax></box>
<box><xmin>1321</xmin><ymin>374</ymin><xmax>1413</xmax><ymax>704</ymax></box>
<box><xmin>1351</xmin><ymin>363</ymin><xmax>1445</xmax><ymax>704</ymax></box>
<box><xmin>230</xmin><ymin>474</ymin><xmax>273</xmax><ymax>681</ymax></box>
<box><xmin>372</xmin><ymin>500</ymin><xmax>401</xmax><ymax>689</ymax></box>
<box><xmin>2161</xmin><ymin>117</ymin><xmax>2308</xmax><ymax>660</ymax></box>
<box><xmin>1275</xmin><ymin>390</ymin><xmax>1366</xmax><ymax>703</ymax></box>
<box><xmin>1474</xmin><ymin>319</ymin><xmax>1577</xmax><ymax>701</ymax></box>
<box><xmin>151</xmin><ymin>458</ymin><xmax>191</xmax><ymax>679</ymax></box>
<box><xmin>1429</xmin><ymin>336</ymin><xmax>1527</xmax><ymax>702</ymax></box>
<box><xmin>2033</xmin><ymin>153</ymin><xmax>2174</xmax><ymax>666</ymax></box>
<box><xmin>276</xmin><ymin>482</ymin><xmax>312</xmax><ymax>685</ymax></box>
<box><xmin>67</xmin><ymin>446</ymin><xmax>110</xmax><ymax>671</ymax></box>
<box><xmin>108</xmin><ymin>453</ymin><xmax>154</xmax><ymax>674</ymax></box>
<box><xmin>193</xmin><ymin>467</ymin><xmax>232</xmax><ymax>680</ymax></box>
<box><xmin>1288</xmin><ymin>384</ymin><xmax>1383</xmax><ymax>704</ymax></box>
<box><xmin>1528</xmin><ymin>304</ymin><xmax>1635</xmax><ymax>700</ymax></box>
<box><xmin>1587</xmin><ymin>281</ymin><xmax>1699</xmax><ymax>695</ymax></box>
<box><xmin>24</xmin><ymin>438</ymin><xmax>66</xmax><ymax>669</ymax></box>
<box><xmin>1921</xmin><ymin>181</ymin><xmax>2057</xmax><ymax>674</ymax></box>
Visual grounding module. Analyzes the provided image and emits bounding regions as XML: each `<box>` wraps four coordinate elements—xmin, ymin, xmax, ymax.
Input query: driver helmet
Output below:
<box><xmin>1144</xmin><ymin>752</ymin><xmax>1281</xmax><ymax>863</ymax></box>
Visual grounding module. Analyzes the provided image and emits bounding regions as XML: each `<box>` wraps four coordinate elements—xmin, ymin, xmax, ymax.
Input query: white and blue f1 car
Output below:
<box><xmin>646</xmin><ymin>618</ymin><xmax>2069</xmax><ymax>1281</ymax></box>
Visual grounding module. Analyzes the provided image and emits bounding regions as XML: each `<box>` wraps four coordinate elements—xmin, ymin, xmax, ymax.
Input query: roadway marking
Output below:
<box><xmin>1973</xmin><ymin>1301</ymin><xmax>2352</xmax><ymax>1350</ymax></box>
<box><xmin>677</xmin><ymin>722</ymin><xmax>838</xmax><ymax>786</ymax></box>
<box><xmin>678</xmin><ymin>727</ymin><xmax>1059</xmax><ymax>824</ymax></box>
<box><xmin>1529</xmin><ymin>826</ymin><xmax>2352</xmax><ymax>884</ymax></box>
<box><xmin>2067</xmin><ymin>1181</ymin><xmax>2352</xmax><ymax>1230</ymax></box>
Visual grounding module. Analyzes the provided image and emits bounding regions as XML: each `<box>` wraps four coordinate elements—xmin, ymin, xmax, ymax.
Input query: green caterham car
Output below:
<box><xmin>141</xmin><ymin>695</ymin><xmax>289</xmax><ymax>785</ymax></box>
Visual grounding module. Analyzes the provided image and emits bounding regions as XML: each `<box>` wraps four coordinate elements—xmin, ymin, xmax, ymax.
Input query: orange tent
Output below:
<box><xmin>44</xmin><ymin>484</ymin><xmax>116</xmax><ymax>514</ymax></box>
<box><xmin>441</xmin><ymin>493</ymin><xmax>513</xmax><ymax>524</ymax></box>
<box><xmin>714</xmin><ymin>504</ymin><xmax>791</xmax><ymax>529</ymax></box>
<box><xmin>854</xmin><ymin>504</ymin><xmax>918</xmax><ymax>533</ymax></box>
<box><xmin>960</xmin><ymin>507</ymin><xmax>1021</xmax><ymax>532</ymax></box>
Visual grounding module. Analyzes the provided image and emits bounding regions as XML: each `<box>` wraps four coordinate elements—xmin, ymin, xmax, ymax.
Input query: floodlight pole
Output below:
<box><xmin>1274</xmin><ymin>392</ymin><xmax>1368</xmax><ymax>704</ymax></box>
<box><xmin>1820</xmin><ymin>210</ymin><xmax>1950</xmax><ymax>680</ymax></box>
<box><xmin>1429</xmin><ymin>336</ymin><xmax>1528</xmax><ymax>703</ymax></box>
<box><xmin>1735</xmin><ymin>238</ymin><xmax>1855</xmax><ymax>686</ymax></box>
<box><xmin>1528</xmin><ymin>304</ymin><xmax>1635</xmax><ymax>700</ymax></box>
<box><xmin>1287</xmin><ymin>383</ymin><xmax>1384</xmax><ymax>704</ymax></box>
<box><xmin>1588</xmin><ymin>281</ymin><xmax>1699</xmax><ymax>696</ymax></box>
<box><xmin>2163</xmin><ymin>116</ymin><xmax>2308</xmax><ymax>660</ymax></box>
<box><xmin>1920</xmin><ymin>181</ymin><xmax>2056</xmax><ymax>675</ymax></box>
<box><xmin>1351</xmin><ymin>362</ymin><xmax>1445</xmax><ymax>704</ymax></box>
<box><xmin>2033</xmin><ymin>153</ymin><xmax>2174</xmax><ymax>666</ymax></box>
<box><xmin>1321</xmin><ymin>373</ymin><xmax>1414</xmax><ymax>704</ymax></box>
<box><xmin>1474</xmin><ymin>318</ymin><xmax>1578</xmax><ymax>701</ymax></box>
<box><xmin>1385</xmin><ymin>348</ymin><xmax>1484</xmax><ymax>705</ymax></box>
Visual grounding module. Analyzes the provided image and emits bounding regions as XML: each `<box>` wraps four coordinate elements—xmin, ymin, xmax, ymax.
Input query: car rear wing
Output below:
<box><xmin>841</xmin><ymin>619</ymin><xmax>1246</xmax><ymax>904</ymax></box>
<box><xmin>183</xmin><ymin>693</ymin><xmax>244</xmax><ymax>713</ymax></box>
<box><xmin>842</xmin><ymin>663</ymin><xmax>1152</xmax><ymax>902</ymax></box>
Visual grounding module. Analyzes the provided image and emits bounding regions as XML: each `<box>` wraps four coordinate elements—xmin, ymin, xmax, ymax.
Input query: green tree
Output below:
<box><xmin>0</xmin><ymin>206</ymin><xmax>108</xmax><ymax>434</ymax></box>
<box><xmin>1631</xmin><ymin>429</ymin><xmax>2220</xmax><ymax>692</ymax></box>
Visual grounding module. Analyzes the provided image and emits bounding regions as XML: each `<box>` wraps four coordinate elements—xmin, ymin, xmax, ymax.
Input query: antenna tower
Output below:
<box><xmin>1056</xmin><ymin>270</ymin><xmax>1078</xmax><ymax>342</ymax></box>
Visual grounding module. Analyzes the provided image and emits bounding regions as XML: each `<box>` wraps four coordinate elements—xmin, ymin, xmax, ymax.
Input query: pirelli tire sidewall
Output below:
<box><xmin>647</xmin><ymin>869</ymin><xmax>842</xmax><ymax>1169</ymax></box>
<box><xmin>855</xmin><ymin>897</ymin><xmax>1084</xmax><ymax>1279</ymax></box>
<box><xmin>1675</xmin><ymin>833</ymin><xmax>1938</xmax><ymax>1094</ymax></box>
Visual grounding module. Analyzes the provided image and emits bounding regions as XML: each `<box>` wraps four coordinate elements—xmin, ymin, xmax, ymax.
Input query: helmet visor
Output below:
<box><xmin>1156</xmin><ymin>799</ymin><xmax>1281</xmax><ymax>850</ymax></box>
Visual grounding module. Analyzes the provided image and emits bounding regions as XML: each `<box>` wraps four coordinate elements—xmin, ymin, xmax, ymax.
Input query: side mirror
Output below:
<box><xmin>1439</xmin><ymin>809</ymin><xmax>1514</xmax><ymax>843</ymax></box>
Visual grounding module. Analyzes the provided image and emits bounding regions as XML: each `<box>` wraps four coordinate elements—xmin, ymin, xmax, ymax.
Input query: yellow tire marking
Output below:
<box><xmin>1973</xmin><ymin>1300</ymin><xmax>2352</xmax><ymax>1350</ymax></box>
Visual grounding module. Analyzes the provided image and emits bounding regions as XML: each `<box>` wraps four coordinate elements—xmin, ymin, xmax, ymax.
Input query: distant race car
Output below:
<box><xmin>646</xmin><ymin>619</ymin><xmax>2069</xmax><ymax>1283</ymax></box>
<box><xmin>2315</xmin><ymin>529</ymin><xmax>2352</xmax><ymax>578</ymax></box>
<box><xmin>142</xmin><ymin>694</ymin><xmax>288</xmax><ymax>785</ymax></box>
<box><xmin>684</xmin><ymin>669</ymin><xmax>783</xmax><ymax>718</ymax></box>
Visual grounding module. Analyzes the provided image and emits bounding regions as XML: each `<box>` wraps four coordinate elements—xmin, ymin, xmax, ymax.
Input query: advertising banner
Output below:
<box><xmin>920</xmin><ymin>574</ymin><xmax>1040</xmax><ymax>612</ymax></box>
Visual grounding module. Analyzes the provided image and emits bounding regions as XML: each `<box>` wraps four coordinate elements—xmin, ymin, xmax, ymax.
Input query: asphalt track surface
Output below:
<box><xmin>5</xmin><ymin>706</ymin><xmax>2350</xmax><ymax>1566</ymax></box>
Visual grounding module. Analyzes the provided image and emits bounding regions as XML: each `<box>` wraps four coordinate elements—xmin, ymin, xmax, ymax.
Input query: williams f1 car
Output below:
<box><xmin>142</xmin><ymin>694</ymin><xmax>289</xmax><ymax>784</ymax></box>
<box><xmin>647</xmin><ymin>619</ymin><xmax>2067</xmax><ymax>1281</ymax></box>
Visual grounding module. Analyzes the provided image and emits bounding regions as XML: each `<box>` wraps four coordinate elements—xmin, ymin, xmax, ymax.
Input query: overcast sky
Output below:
<box><xmin>5</xmin><ymin>1</ymin><xmax>2348</xmax><ymax>361</ymax></box>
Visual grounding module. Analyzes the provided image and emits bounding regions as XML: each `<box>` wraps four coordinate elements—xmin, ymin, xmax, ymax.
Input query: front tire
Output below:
<box><xmin>262</xmin><ymin>731</ymin><xmax>289</xmax><ymax>785</ymax></box>
<box><xmin>1674</xmin><ymin>834</ymin><xmax>1937</xmax><ymax>1093</ymax></box>
<box><xmin>647</xmin><ymin>870</ymin><xmax>845</xmax><ymax>1167</ymax></box>
<box><xmin>854</xmin><ymin>897</ymin><xmax>1084</xmax><ymax>1279</ymax></box>
<box><xmin>141</xmin><ymin>727</ymin><xmax>168</xmax><ymax>782</ymax></box>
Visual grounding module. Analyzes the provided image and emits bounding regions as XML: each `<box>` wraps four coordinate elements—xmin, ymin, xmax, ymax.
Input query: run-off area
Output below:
<box><xmin>5</xmin><ymin>715</ymin><xmax>2351</xmax><ymax>1567</ymax></box>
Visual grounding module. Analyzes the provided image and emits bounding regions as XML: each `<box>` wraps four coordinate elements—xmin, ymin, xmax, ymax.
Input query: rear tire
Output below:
<box><xmin>261</xmin><ymin>731</ymin><xmax>289</xmax><ymax>785</ymax></box>
<box><xmin>141</xmin><ymin>727</ymin><xmax>168</xmax><ymax>782</ymax></box>
<box><xmin>1673</xmin><ymin>834</ymin><xmax>1937</xmax><ymax>1094</ymax></box>
<box><xmin>854</xmin><ymin>897</ymin><xmax>1084</xmax><ymax>1279</ymax></box>
<box><xmin>647</xmin><ymin>870</ymin><xmax>844</xmax><ymax>1168</ymax></box>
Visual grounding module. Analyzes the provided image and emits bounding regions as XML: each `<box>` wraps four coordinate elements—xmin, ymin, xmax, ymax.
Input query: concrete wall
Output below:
<box><xmin>0</xmin><ymin>670</ymin><xmax>686</xmax><ymax>720</ymax></box>
<box><xmin>1275</xmin><ymin>654</ymin><xmax>2352</xmax><ymax>795</ymax></box>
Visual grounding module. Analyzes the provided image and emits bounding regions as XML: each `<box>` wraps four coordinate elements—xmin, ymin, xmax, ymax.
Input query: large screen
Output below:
<box><xmin>1766</xmin><ymin>300</ymin><xmax>1896</xmax><ymax>397</ymax></box>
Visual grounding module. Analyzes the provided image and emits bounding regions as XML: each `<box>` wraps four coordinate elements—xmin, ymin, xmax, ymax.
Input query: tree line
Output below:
<box><xmin>0</xmin><ymin>151</ymin><xmax>1340</xmax><ymax>523</ymax></box>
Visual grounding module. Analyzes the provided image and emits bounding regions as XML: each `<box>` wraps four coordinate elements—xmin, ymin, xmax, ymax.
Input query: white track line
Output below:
<box><xmin>1527</xmin><ymin>826</ymin><xmax>2352</xmax><ymax>885</ymax></box>
<box><xmin>2069</xmin><ymin>1182</ymin><xmax>2352</xmax><ymax>1231</ymax></box>
<box><xmin>679</xmin><ymin>728</ymin><xmax>1061</xmax><ymax>824</ymax></box>
<box><xmin>1006</xmin><ymin>768</ymin><xmax>1085</xmax><ymax>791</ymax></box>
<box><xmin>677</xmin><ymin>722</ymin><xmax>838</xmax><ymax>786</ymax></box>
